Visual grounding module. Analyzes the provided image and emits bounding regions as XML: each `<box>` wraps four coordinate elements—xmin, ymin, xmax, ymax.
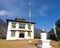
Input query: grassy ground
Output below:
<box><xmin>0</xmin><ymin>39</ymin><xmax>60</xmax><ymax>48</ymax></box>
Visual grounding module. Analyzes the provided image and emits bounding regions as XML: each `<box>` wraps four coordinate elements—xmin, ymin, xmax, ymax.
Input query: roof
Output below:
<box><xmin>6</xmin><ymin>19</ymin><xmax>35</xmax><ymax>24</ymax></box>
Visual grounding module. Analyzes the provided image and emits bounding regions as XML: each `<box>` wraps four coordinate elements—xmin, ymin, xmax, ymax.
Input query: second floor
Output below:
<box><xmin>7</xmin><ymin>21</ymin><xmax>34</xmax><ymax>31</ymax></box>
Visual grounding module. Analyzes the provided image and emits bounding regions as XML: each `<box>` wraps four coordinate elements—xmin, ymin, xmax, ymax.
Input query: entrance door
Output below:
<box><xmin>19</xmin><ymin>33</ymin><xmax>24</xmax><ymax>38</ymax></box>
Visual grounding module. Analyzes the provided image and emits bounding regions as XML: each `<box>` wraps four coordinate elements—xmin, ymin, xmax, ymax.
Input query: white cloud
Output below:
<box><xmin>0</xmin><ymin>10</ymin><xmax>12</xmax><ymax>16</ymax></box>
<box><xmin>38</xmin><ymin>6</ymin><xmax>49</xmax><ymax>16</ymax></box>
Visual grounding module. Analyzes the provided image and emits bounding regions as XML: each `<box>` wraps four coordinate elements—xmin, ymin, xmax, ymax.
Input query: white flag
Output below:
<box><xmin>53</xmin><ymin>24</ymin><xmax>57</xmax><ymax>38</ymax></box>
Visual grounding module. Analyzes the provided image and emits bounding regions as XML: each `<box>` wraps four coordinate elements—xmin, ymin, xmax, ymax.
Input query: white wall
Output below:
<box><xmin>31</xmin><ymin>24</ymin><xmax>34</xmax><ymax>39</ymax></box>
<box><xmin>6</xmin><ymin>21</ymin><xmax>34</xmax><ymax>40</ymax></box>
<box><xmin>25</xmin><ymin>24</ymin><xmax>28</xmax><ymax>39</ymax></box>
<box><xmin>6</xmin><ymin>22</ymin><xmax>19</xmax><ymax>40</ymax></box>
<box><xmin>26</xmin><ymin>24</ymin><xmax>34</xmax><ymax>39</ymax></box>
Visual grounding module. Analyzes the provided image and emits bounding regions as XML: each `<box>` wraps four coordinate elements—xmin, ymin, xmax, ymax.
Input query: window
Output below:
<box><xmin>28</xmin><ymin>24</ymin><xmax>31</xmax><ymax>29</ymax></box>
<box><xmin>11</xmin><ymin>31</ymin><xmax>15</xmax><ymax>37</ymax></box>
<box><xmin>19</xmin><ymin>23</ymin><xmax>25</xmax><ymax>29</ymax></box>
<box><xmin>28</xmin><ymin>32</ymin><xmax>31</xmax><ymax>37</ymax></box>
<box><xmin>12</xmin><ymin>23</ymin><xmax>16</xmax><ymax>28</ymax></box>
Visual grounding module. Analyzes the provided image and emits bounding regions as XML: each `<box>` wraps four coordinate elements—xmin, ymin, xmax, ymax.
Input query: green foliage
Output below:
<box><xmin>49</xmin><ymin>29</ymin><xmax>54</xmax><ymax>34</ymax></box>
<box><xmin>56</xmin><ymin>27</ymin><xmax>60</xmax><ymax>41</ymax></box>
<box><xmin>48</xmin><ymin>18</ymin><xmax>60</xmax><ymax>41</ymax></box>
<box><xmin>55</xmin><ymin>19</ymin><xmax>60</xmax><ymax>27</ymax></box>
<box><xmin>55</xmin><ymin>18</ymin><xmax>60</xmax><ymax>41</ymax></box>
<box><xmin>48</xmin><ymin>29</ymin><xmax>57</xmax><ymax>40</ymax></box>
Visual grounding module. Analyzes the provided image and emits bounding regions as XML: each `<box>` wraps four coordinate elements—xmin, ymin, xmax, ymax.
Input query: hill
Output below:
<box><xmin>34</xmin><ymin>28</ymin><xmax>41</xmax><ymax>38</ymax></box>
<box><xmin>0</xmin><ymin>19</ymin><xmax>7</xmax><ymax>39</ymax></box>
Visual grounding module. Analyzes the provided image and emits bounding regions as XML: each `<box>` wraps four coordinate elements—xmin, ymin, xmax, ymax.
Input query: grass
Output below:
<box><xmin>0</xmin><ymin>39</ymin><xmax>60</xmax><ymax>48</ymax></box>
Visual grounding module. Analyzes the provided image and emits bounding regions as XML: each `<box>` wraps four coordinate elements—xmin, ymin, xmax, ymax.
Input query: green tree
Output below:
<box><xmin>48</xmin><ymin>28</ymin><xmax>57</xmax><ymax>40</ymax></box>
<box><xmin>55</xmin><ymin>19</ymin><xmax>60</xmax><ymax>41</ymax></box>
<box><xmin>48</xmin><ymin>18</ymin><xmax>60</xmax><ymax>41</ymax></box>
<box><xmin>55</xmin><ymin>19</ymin><xmax>60</xmax><ymax>27</ymax></box>
<box><xmin>56</xmin><ymin>27</ymin><xmax>60</xmax><ymax>41</ymax></box>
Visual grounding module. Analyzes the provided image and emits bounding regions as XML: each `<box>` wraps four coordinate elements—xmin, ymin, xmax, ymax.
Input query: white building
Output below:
<box><xmin>6</xmin><ymin>18</ymin><xmax>35</xmax><ymax>40</ymax></box>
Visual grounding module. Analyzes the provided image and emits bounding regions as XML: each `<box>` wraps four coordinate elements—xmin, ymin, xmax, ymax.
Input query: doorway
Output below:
<box><xmin>19</xmin><ymin>33</ymin><xmax>24</xmax><ymax>38</ymax></box>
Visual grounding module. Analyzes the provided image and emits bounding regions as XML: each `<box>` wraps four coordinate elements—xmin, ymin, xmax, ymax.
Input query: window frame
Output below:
<box><xmin>12</xmin><ymin>22</ymin><xmax>16</xmax><ymax>28</ymax></box>
<box><xmin>19</xmin><ymin>23</ymin><xmax>25</xmax><ymax>29</ymax></box>
<box><xmin>28</xmin><ymin>32</ymin><xmax>31</xmax><ymax>37</ymax></box>
<box><xmin>11</xmin><ymin>31</ymin><xmax>15</xmax><ymax>37</ymax></box>
<box><xmin>28</xmin><ymin>24</ymin><xmax>31</xmax><ymax>29</ymax></box>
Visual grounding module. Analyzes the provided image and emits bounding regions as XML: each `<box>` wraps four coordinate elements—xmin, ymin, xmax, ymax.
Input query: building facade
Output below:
<box><xmin>6</xmin><ymin>18</ymin><xmax>35</xmax><ymax>40</ymax></box>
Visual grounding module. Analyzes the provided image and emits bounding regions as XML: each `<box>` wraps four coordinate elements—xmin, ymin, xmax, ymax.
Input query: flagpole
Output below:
<box><xmin>29</xmin><ymin>2</ymin><xmax>32</xmax><ymax>43</ymax></box>
<box><xmin>29</xmin><ymin>2</ymin><xmax>31</xmax><ymax>22</ymax></box>
<box><xmin>53</xmin><ymin>24</ymin><xmax>58</xmax><ymax>39</ymax></box>
<box><xmin>53</xmin><ymin>24</ymin><xmax>59</xmax><ymax>48</ymax></box>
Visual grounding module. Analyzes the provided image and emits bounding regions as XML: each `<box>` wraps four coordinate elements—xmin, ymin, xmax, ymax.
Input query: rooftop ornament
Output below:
<box><xmin>15</xmin><ymin>18</ymin><xmax>25</xmax><ymax>22</ymax></box>
<box><xmin>41</xmin><ymin>29</ymin><xmax>45</xmax><ymax>33</ymax></box>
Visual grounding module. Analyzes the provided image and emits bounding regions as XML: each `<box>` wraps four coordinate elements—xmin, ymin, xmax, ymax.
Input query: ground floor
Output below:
<box><xmin>6</xmin><ymin>30</ymin><xmax>34</xmax><ymax>40</ymax></box>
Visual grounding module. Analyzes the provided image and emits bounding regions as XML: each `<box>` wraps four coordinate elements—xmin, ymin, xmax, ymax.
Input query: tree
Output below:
<box><xmin>56</xmin><ymin>27</ymin><xmax>60</xmax><ymax>41</ymax></box>
<box><xmin>48</xmin><ymin>18</ymin><xmax>60</xmax><ymax>41</ymax></box>
<box><xmin>48</xmin><ymin>29</ymin><xmax>57</xmax><ymax>40</ymax></box>
<box><xmin>55</xmin><ymin>19</ymin><xmax>60</xmax><ymax>27</ymax></box>
<box><xmin>55</xmin><ymin>19</ymin><xmax>60</xmax><ymax>41</ymax></box>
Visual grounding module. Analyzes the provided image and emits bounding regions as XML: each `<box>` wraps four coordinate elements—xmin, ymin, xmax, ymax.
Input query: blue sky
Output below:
<box><xmin>0</xmin><ymin>0</ymin><xmax>60</xmax><ymax>32</ymax></box>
